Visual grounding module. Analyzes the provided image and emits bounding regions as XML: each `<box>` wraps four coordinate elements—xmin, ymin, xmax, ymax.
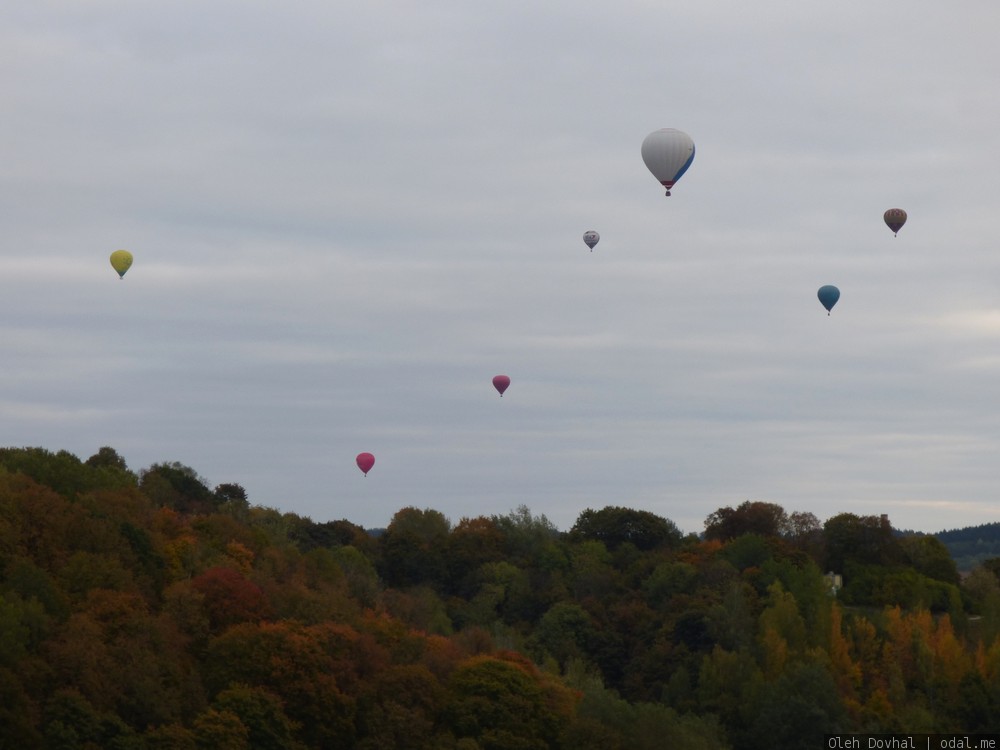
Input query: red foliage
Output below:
<box><xmin>190</xmin><ymin>566</ymin><xmax>270</xmax><ymax>632</ymax></box>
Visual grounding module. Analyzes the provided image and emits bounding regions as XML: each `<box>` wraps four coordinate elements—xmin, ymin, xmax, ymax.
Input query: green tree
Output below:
<box><xmin>140</xmin><ymin>462</ymin><xmax>216</xmax><ymax>514</ymax></box>
<box><xmin>193</xmin><ymin>708</ymin><xmax>250</xmax><ymax>749</ymax></box>
<box><xmin>448</xmin><ymin>516</ymin><xmax>506</xmax><ymax>595</ymax></box>
<box><xmin>899</xmin><ymin>535</ymin><xmax>960</xmax><ymax>585</ymax></box>
<box><xmin>570</xmin><ymin>507</ymin><xmax>682</xmax><ymax>551</ymax></box>
<box><xmin>823</xmin><ymin>513</ymin><xmax>902</xmax><ymax>571</ymax></box>
<box><xmin>445</xmin><ymin>654</ymin><xmax>574</xmax><ymax>750</ymax></box>
<box><xmin>85</xmin><ymin>446</ymin><xmax>130</xmax><ymax>472</ymax></box>
<box><xmin>214</xmin><ymin>483</ymin><xmax>250</xmax><ymax>519</ymax></box>
<box><xmin>212</xmin><ymin>684</ymin><xmax>301</xmax><ymax>750</ymax></box>
<box><xmin>528</xmin><ymin>602</ymin><xmax>595</xmax><ymax>669</ymax></box>
<box><xmin>0</xmin><ymin>447</ymin><xmax>134</xmax><ymax>497</ymax></box>
<box><xmin>740</xmin><ymin>663</ymin><xmax>847</xmax><ymax>750</ymax></box>
<box><xmin>704</xmin><ymin>501</ymin><xmax>789</xmax><ymax>541</ymax></box>
<box><xmin>43</xmin><ymin>688</ymin><xmax>139</xmax><ymax>750</ymax></box>
<box><xmin>491</xmin><ymin>505</ymin><xmax>561</xmax><ymax>566</ymax></box>
<box><xmin>379</xmin><ymin>508</ymin><xmax>451</xmax><ymax>589</ymax></box>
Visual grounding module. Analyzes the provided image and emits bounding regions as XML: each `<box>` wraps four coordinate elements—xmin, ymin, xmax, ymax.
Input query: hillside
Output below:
<box><xmin>934</xmin><ymin>522</ymin><xmax>1000</xmax><ymax>572</ymax></box>
<box><xmin>1</xmin><ymin>447</ymin><xmax>999</xmax><ymax>748</ymax></box>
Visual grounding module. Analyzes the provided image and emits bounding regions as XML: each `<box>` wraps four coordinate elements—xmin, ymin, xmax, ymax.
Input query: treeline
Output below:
<box><xmin>932</xmin><ymin>522</ymin><xmax>1000</xmax><ymax>572</ymax></box>
<box><xmin>0</xmin><ymin>447</ymin><xmax>999</xmax><ymax>749</ymax></box>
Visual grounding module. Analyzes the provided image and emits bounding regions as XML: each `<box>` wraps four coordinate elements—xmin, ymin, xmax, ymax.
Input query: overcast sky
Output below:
<box><xmin>4</xmin><ymin>1</ymin><xmax>1000</xmax><ymax>535</ymax></box>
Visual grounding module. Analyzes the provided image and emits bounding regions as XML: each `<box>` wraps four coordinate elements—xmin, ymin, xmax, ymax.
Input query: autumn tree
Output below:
<box><xmin>445</xmin><ymin>653</ymin><xmax>575</xmax><ymax>749</ymax></box>
<box><xmin>355</xmin><ymin>664</ymin><xmax>445</xmax><ymax>749</ymax></box>
<box><xmin>191</xmin><ymin>566</ymin><xmax>271</xmax><ymax>633</ymax></box>
<box><xmin>203</xmin><ymin>621</ymin><xmax>358</xmax><ymax>747</ymax></box>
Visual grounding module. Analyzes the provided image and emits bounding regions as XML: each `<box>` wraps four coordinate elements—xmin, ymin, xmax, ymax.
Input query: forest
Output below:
<box><xmin>932</xmin><ymin>523</ymin><xmax>1000</xmax><ymax>573</ymax></box>
<box><xmin>1</xmin><ymin>446</ymin><xmax>999</xmax><ymax>749</ymax></box>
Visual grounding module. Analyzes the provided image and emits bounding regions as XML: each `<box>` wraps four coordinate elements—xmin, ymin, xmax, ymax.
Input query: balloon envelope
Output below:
<box><xmin>884</xmin><ymin>208</ymin><xmax>907</xmax><ymax>236</ymax></box>
<box><xmin>582</xmin><ymin>230</ymin><xmax>600</xmax><ymax>251</ymax></box>
<box><xmin>817</xmin><ymin>285</ymin><xmax>841</xmax><ymax>314</ymax></box>
<box><xmin>641</xmin><ymin>128</ymin><xmax>695</xmax><ymax>196</ymax></box>
<box><xmin>110</xmin><ymin>249</ymin><xmax>133</xmax><ymax>279</ymax></box>
<box><xmin>356</xmin><ymin>452</ymin><xmax>375</xmax><ymax>476</ymax></box>
<box><xmin>492</xmin><ymin>375</ymin><xmax>510</xmax><ymax>396</ymax></box>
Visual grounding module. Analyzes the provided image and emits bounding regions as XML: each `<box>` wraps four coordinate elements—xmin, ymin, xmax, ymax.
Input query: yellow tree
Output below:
<box><xmin>758</xmin><ymin>582</ymin><xmax>806</xmax><ymax>680</ymax></box>
<box><xmin>828</xmin><ymin>604</ymin><xmax>861</xmax><ymax>702</ymax></box>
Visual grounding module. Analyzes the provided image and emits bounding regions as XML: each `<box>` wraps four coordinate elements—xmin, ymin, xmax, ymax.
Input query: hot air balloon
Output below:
<box><xmin>583</xmin><ymin>230</ymin><xmax>600</xmax><ymax>251</ymax></box>
<box><xmin>110</xmin><ymin>250</ymin><xmax>133</xmax><ymax>279</ymax></box>
<box><xmin>356</xmin><ymin>452</ymin><xmax>375</xmax><ymax>476</ymax></box>
<box><xmin>492</xmin><ymin>375</ymin><xmax>510</xmax><ymax>397</ymax></box>
<box><xmin>884</xmin><ymin>208</ymin><xmax>907</xmax><ymax>236</ymax></box>
<box><xmin>641</xmin><ymin>128</ymin><xmax>695</xmax><ymax>196</ymax></box>
<box><xmin>817</xmin><ymin>285</ymin><xmax>840</xmax><ymax>315</ymax></box>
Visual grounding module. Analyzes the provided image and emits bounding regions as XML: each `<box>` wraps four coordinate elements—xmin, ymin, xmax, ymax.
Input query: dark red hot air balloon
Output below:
<box><xmin>883</xmin><ymin>208</ymin><xmax>907</xmax><ymax>236</ymax></box>
<box><xmin>492</xmin><ymin>375</ymin><xmax>510</xmax><ymax>397</ymax></box>
<box><xmin>356</xmin><ymin>452</ymin><xmax>375</xmax><ymax>476</ymax></box>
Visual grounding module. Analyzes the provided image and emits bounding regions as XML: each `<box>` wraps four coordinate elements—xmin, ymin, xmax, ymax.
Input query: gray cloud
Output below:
<box><xmin>3</xmin><ymin>1</ymin><xmax>1000</xmax><ymax>534</ymax></box>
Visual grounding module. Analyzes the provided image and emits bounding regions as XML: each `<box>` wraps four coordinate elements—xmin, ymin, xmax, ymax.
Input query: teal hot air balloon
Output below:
<box><xmin>817</xmin><ymin>285</ymin><xmax>840</xmax><ymax>315</ymax></box>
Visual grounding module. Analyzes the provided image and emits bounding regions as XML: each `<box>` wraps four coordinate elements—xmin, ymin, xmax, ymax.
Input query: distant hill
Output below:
<box><xmin>933</xmin><ymin>521</ymin><xmax>1000</xmax><ymax>572</ymax></box>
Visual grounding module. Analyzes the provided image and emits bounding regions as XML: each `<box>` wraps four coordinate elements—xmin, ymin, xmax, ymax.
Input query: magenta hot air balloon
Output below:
<box><xmin>356</xmin><ymin>452</ymin><xmax>375</xmax><ymax>476</ymax></box>
<box><xmin>492</xmin><ymin>375</ymin><xmax>510</xmax><ymax>397</ymax></box>
<box><xmin>883</xmin><ymin>208</ymin><xmax>907</xmax><ymax>236</ymax></box>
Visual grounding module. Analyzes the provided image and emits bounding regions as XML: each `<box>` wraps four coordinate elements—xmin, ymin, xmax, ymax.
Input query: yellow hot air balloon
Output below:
<box><xmin>110</xmin><ymin>250</ymin><xmax>133</xmax><ymax>279</ymax></box>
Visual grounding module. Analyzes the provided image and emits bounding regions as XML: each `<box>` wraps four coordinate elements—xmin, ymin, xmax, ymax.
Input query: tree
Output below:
<box><xmin>85</xmin><ymin>447</ymin><xmax>130</xmax><ymax>472</ymax></box>
<box><xmin>527</xmin><ymin>602</ymin><xmax>595</xmax><ymax>669</ymax></box>
<box><xmin>190</xmin><ymin>567</ymin><xmax>271</xmax><ymax>633</ymax></box>
<box><xmin>740</xmin><ymin>663</ymin><xmax>847</xmax><ymax>750</ymax></box>
<box><xmin>140</xmin><ymin>462</ymin><xmax>216</xmax><ymax>514</ymax></box>
<box><xmin>491</xmin><ymin>505</ymin><xmax>561</xmax><ymax>565</ymax></box>
<box><xmin>447</xmin><ymin>516</ymin><xmax>506</xmax><ymax>595</ymax></box>
<box><xmin>570</xmin><ymin>507</ymin><xmax>683</xmax><ymax>551</ymax></box>
<box><xmin>899</xmin><ymin>535</ymin><xmax>960</xmax><ymax>585</ymax></box>
<box><xmin>0</xmin><ymin>447</ymin><xmax>134</xmax><ymax>496</ymax></box>
<box><xmin>704</xmin><ymin>501</ymin><xmax>789</xmax><ymax>541</ymax></box>
<box><xmin>203</xmin><ymin>621</ymin><xmax>358</xmax><ymax>747</ymax></box>
<box><xmin>786</xmin><ymin>511</ymin><xmax>824</xmax><ymax>558</ymax></box>
<box><xmin>212</xmin><ymin>684</ymin><xmax>301</xmax><ymax>750</ymax></box>
<box><xmin>823</xmin><ymin>513</ymin><xmax>902</xmax><ymax>571</ymax></box>
<box><xmin>0</xmin><ymin>666</ymin><xmax>42</xmax><ymax>747</ymax></box>
<box><xmin>193</xmin><ymin>708</ymin><xmax>250</xmax><ymax>749</ymax></box>
<box><xmin>379</xmin><ymin>508</ymin><xmax>451</xmax><ymax>589</ymax></box>
<box><xmin>356</xmin><ymin>664</ymin><xmax>445</xmax><ymax>749</ymax></box>
<box><xmin>214</xmin><ymin>483</ymin><xmax>250</xmax><ymax>518</ymax></box>
<box><xmin>445</xmin><ymin>654</ymin><xmax>575</xmax><ymax>749</ymax></box>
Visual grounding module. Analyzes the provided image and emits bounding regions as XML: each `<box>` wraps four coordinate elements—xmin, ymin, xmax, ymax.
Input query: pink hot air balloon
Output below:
<box><xmin>492</xmin><ymin>375</ymin><xmax>510</xmax><ymax>397</ymax></box>
<box><xmin>356</xmin><ymin>452</ymin><xmax>375</xmax><ymax>476</ymax></box>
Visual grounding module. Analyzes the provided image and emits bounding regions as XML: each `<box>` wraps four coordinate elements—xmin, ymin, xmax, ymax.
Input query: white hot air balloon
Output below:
<box><xmin>641</xmin><ymin>128</ymin><xmax>695</xmax><ymax>196</ymax></box>
<box><xmin>582</xmin><ymin>230</ymin><xmax>600</xmax><ymax>251</ymax></box>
